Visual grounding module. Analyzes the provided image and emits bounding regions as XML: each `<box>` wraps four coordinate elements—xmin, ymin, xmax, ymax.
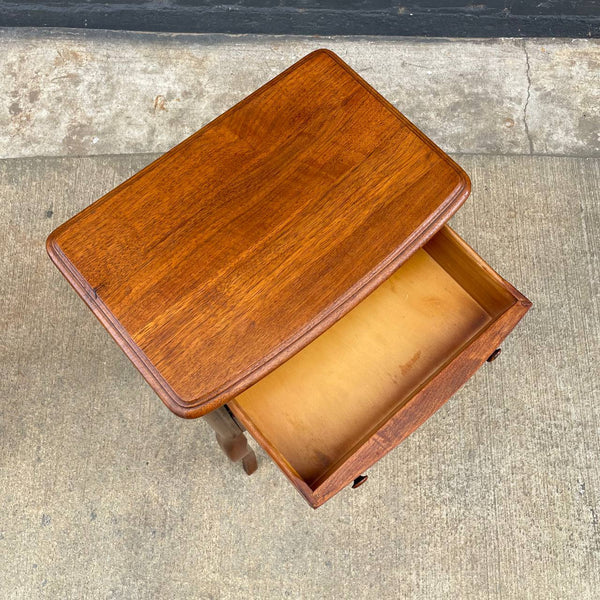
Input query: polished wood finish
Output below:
<box><xmin>229</xmin><ymin>226</ymin><xmax>531</xmax><ymax>507</ymax></box>
<box><xmin>46</xmin><ymin>48</ymin><xmax>469</xmax><ymax>418</ymax></box>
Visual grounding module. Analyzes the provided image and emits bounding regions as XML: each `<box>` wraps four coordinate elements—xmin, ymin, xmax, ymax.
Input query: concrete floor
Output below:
<box><xmin>1</xmin><ymin>29</ymin><xmax>599</xmax><ymax>599</ymax></box>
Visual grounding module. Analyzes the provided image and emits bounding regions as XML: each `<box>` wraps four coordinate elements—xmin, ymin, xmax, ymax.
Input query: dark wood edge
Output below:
<box><xmin>310</xmin><ymin>297</ymin><xmax>531</xmax><ymax>507</ymax></box>
<box><xmin>47</xmin><ymin>48</ymin><xmax>470</xmax><ymax>418</ymax></box>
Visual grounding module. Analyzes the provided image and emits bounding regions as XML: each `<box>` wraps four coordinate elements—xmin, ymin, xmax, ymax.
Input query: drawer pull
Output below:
<box><xmin>351</xmin><ymin>475</ymin><xmax>368</xmax><ymax>489</ymax></box>
<box><xmin>487</xmin><ymin>348</ymin><xmax>502</xmax><ymax>362</ymax></box>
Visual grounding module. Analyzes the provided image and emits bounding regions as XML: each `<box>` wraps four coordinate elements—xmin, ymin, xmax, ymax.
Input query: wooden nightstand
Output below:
<box><xmin>47</xmin><ymin>49</ymin><xmax>531</xmax><ymax>508</ymax></box>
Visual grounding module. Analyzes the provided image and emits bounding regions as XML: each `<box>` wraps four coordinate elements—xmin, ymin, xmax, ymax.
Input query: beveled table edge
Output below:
<box><xmin>47</xmin><ymin>49</ymin><xmax>471</xmax><ymax>418</ymax></box>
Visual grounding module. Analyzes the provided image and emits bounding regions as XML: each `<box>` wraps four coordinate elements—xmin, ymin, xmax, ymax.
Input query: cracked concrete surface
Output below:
<box><xmin>0</xmin><ymin>29</ymin><xmax>598</xmax><ymax>159</ymax></box>
<box><xmin>1</xmin><ymin>28</ymin><xmax>599</xmax><ymax>600</ymax></box>
<box><xmin>522</xmin><ymin>44</ymin><xmax>534</xmax><ymax>155</ymax></box>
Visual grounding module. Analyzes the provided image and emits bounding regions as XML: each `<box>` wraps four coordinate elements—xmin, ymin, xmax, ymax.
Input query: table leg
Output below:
<box><xmin>203</xmin><ymin>405</ymin><xmax>257</xmax><ymax>475</ymax></box>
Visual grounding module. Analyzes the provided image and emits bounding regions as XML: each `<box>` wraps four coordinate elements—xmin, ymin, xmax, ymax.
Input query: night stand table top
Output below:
<box><xmin>47</xmin><ymin>49</ymin><xmax>470</xmax><ymax>418</ymax></box>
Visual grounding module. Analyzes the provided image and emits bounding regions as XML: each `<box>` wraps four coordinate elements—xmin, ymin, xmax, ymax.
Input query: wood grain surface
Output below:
<box><xmin>47</xmin><ymin>48</ymin><xmax>470</xmax><ymax>417</ymax></box>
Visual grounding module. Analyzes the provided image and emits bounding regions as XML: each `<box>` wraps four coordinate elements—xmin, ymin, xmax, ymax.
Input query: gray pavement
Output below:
<box><xmin>1</xmin><ymin>29</ymin><xmax>599</xmax><ymax>159</ymax></box>
<box><xmin>1</xmin><ymin>29</ymin><xmax>599</xmax><ymax>600</ymax></box>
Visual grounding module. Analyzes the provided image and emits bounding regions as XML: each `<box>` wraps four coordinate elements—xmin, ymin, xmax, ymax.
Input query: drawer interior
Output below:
<box><xmin>231</xmin><ymin>226</ymin><xmax>519</xmax><ymax>495</ymax></box>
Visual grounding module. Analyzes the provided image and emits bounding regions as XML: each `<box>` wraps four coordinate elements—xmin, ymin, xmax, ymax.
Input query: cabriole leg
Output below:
<box><xmin>203</xmin><ymin>405</ymin><xmax>257</xmax><ymax>475</ymax></box>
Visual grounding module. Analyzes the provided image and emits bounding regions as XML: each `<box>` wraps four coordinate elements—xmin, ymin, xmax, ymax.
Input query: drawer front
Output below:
<box><xmin>229</xmin><ymin>227</ymin><xmax>531</xmax><ymax>508</ymax></box>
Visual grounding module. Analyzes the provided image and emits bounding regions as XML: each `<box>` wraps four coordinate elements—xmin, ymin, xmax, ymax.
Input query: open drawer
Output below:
<box><xmin>230</xmin><ymin>226</ymin><xmax>530</xmax><ymax>508</ymax></box>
